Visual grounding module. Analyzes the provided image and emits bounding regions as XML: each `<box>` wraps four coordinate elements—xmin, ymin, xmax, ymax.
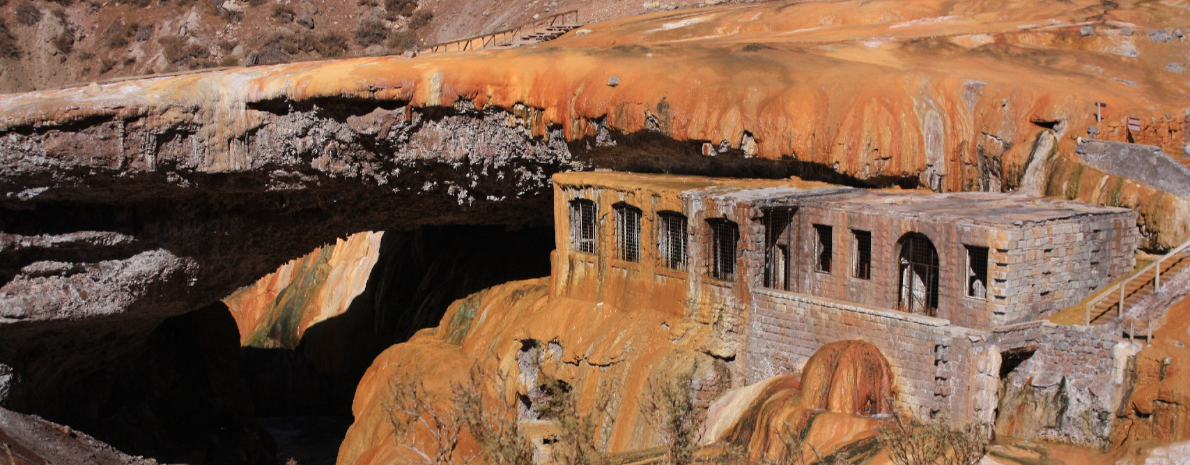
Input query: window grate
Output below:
<box><xmin>614</xmin><ymin>204</ymin><xmax>641</xmax><ymax>262</ymax></box>
<box><xmin>709</xmin><ymin>219</ymin><xmax>739</xmax><ymax>281</ymax></box>
<box><xmin>762</xmin><ymin>208</ymin><xmax>794</xmax><ymax>289</ymax></box>
<box><xmin>814</xmin><ymin>224</ymin><xmax>833</xmax><ymax>273</ymax></box>
<box><xmin>966</xmin><ymin>246</ymin><xmax>989</xmax><ymax>298</ymax></box>
<box><xmin>853</xmin><ymin>229</ymin><xmax>871</xmax><ymax>280</ymax></box>
<box><xmin>658</xmin><ymin>213</ymin><xmax>687</xmax><ymax>270</ymax></box>
<box><xmin>570</xmin><ymin>199</ymin><xmax>597</xmax><ymax>254</ymax></box>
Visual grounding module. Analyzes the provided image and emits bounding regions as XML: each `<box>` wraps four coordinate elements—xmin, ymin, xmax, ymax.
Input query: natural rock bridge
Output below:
<box><xmin>0</xmin><ymin>0</ymin><xmax>1188</xmax><ymax>461</ymax></box>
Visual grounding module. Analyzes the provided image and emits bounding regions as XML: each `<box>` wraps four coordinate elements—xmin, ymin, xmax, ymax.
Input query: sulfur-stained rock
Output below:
<box><xmin>799</xmin><ymin>340</ymin><xmax>892</xmax><ymax>416</ymax></box>
<box><xmin>1113</xmin><ymin>293</ymin><xmax>1190</xmax><ymax>446</ymax></box>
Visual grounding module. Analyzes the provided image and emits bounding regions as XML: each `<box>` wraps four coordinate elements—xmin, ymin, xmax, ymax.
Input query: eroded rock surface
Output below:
<box><xmin>0</xmin><ymin>407</ymin><xmax>153</xmax><ymax>465</ymax></box>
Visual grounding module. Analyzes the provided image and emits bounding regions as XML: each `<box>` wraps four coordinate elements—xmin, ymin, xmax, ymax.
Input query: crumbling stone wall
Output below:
<box><xmin>990</xmin><ymin>321</ymin><xmax>1129</xmax><ymax>445</ymax></box>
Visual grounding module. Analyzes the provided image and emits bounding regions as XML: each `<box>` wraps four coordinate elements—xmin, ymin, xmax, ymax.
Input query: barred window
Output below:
<box><xmin>814</xmin><ymin>224</ymin><xmax>833</xmax><ymax>273</ymax></box>
<box><xmin>966</xmin><ymin>245</ymin><xmax>989</xmax><ymax>298</ymax></box>
<box><xmin>569</xmin><ymin>199</ymin><xmax>597</xmax><ymax>254</ymax></box>
<box><xmin>852</xmin><ymin>229</ymin><xmax>871</xmax><ymax>280</ymax></box>
<box><xmin>658</xmin><ymin>212</ymin><xmax>687</xmax><ymax>270</ymax></box>
<box><xmin>709</xmin><ymin>219</ymin><xmax>739</xmax><ymax>281</ymax></box>
<box><xmin>614</xmin><ymin>204</ymin><xmax>641</xmax><ymax>262</ymax></box>
<box><xmin>762</xmin><ymin>208</ymin><xmax>794</xmax><ymax>290</ymax></box>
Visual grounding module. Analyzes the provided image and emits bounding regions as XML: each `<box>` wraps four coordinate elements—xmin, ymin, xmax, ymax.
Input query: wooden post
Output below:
<box><xmin>1085</xmin><ymin>300</ymin><xmax>1091</xmax><ymax>326</ymax></box>
<box><xmin>1156</xmin><ymin>257</ymin><xmax>1162</xmax><ymax>292</ymax></box>
<box><xmin>1130</xmin><ymin>318</ymin><xmax>1135</xmax><ymax>342</ymax></box>
<box><xmin>1119</xmin><ymin>284</ymin><xmax>1125</xmax><ymax>318</ymax></box>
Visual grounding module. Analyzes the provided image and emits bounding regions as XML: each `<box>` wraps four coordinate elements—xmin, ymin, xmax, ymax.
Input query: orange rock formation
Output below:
<box><xmin>2</xmin><ymin>0</ymin><xmax>1186</xmax><ymax>198</ymax></box>
<box><xmin>1114</xmin><ymin>293</ymin><xmax>1190</xmax><ymax>445</ymax></box>
<box><xmin>703</xmin><ymin>341</ymin><xmax>892</xmax><ymax>463</ymax></box>
<box><xmin>338</xmin><ymin>277</ymin><xmax>732</xmax><ymax>464</ymax></box>
<box><xmin>225</xmin><ymin>231</ymin><xmax>383</xmax><ymax>348</ymax></box>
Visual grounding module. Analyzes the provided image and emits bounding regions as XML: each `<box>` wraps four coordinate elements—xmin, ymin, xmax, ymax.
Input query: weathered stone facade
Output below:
<box><xmin>550</xmin><ymin>172</ymin><xmax>1139</xmax><ymax>441</ymax></box>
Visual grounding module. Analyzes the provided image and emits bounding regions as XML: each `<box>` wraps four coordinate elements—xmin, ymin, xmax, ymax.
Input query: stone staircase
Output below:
<box><xmin>424</xmin><ymin>10</ymin><xmax>583</xmax><ymax>54</ymax></box>
<box><xmin>1080</xmin><ymin>240</ymin><xmax>1190</xmax><ymax>332</ymax></box>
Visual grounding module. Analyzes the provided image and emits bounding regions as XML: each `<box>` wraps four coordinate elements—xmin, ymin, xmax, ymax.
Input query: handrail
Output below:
<box><xmin>427</xmin><ymin>27</ymin><xmax>520</xmax><ymax>53</ymax></box>
<box><xmin>1084</xmin><ymin>238</ymin><xmax>1190</xmax><ymax>325</ymax></box>
<box><xmin>423</xmin><ymin>9</ymin><xmax>581</xmax><ymax>54</ymax></box>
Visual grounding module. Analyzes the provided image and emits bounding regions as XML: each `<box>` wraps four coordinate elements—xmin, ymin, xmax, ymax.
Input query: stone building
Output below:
<box><xmin>550</xmin><ymin>171</ymin><xmax>1139</xmax><ymax>441</ymax></box>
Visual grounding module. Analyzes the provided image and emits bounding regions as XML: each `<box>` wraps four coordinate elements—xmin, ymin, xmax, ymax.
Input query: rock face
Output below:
<box><xmin>1</xmin><ymin>303</ymin><xmax>276</xmax><ymax>464</ymax></box>
<box><xmin>339</xmin><ymin>278</ymin><xmax>737</xmax><ymax>464</ymax></box>
<box><xmin>0</xmin><ymin>94</ymin><xmax>569</xmax><ymax>460</ymax></box>
<box><xmin>702</xmin><ymin>341</ymin><xmax>892</xmax><ymax>463</ymax></box>
<box><xmin>799</xmin><ymin>340</ymin><xmax>893</xmax><ymax>417</ymax></box>
<box><xmin>0</xmin><ymin>406</ymin><xmax>154</xmax><ymax>465</ymax></box>
<box><xmin>1114</xmin><ymin>293</ymin><xmax>1190</xmax><ymax>446</ymax></box>
<box><xmin>226</xmin><ymin>231</ymin><xmax>385</xmax><ymax>350</ymax></box>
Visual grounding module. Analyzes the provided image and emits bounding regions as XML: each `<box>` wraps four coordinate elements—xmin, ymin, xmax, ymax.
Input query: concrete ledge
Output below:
<box><xmin>753</xmin><ymin>288</ymin><xmax>953</xmax><ymax>327</ymax></box>
<box><xmin>1075</xmin><ymin>140</ymin><xmax>1190</xmax><ymax>200</ymax></box>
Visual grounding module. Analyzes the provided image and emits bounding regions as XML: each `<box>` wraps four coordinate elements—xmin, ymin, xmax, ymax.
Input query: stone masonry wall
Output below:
<box><xmin>990</xmin><ymin>321</ymin><xmax>1127</xmax><ymax>445</ymax></box>
<box><xmin>991</xmin><ymin>214</ymin><xmax>1137</xmax><ymax>325</ymax></box>
<box><xmin>742</xmin><ymin>288</ymin><xmax>998</xmax><ymax>423</ymax></box>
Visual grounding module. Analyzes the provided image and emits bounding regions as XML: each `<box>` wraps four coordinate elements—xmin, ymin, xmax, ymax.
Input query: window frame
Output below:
<box><xmin>657</xmin><ymin>212</ymin><xmax>688</xmax><ymax>271</ymax></box>
<box><xmin>851</xmin><ymin>229</ymin><xmax>872</xmax><ymax>280</ymax></box>
<box><xmin>762</xmin><ymin>207</ymin><xmax>795</xmax><ymax>290</ymax></box>
<box><xmin>569</xmin><ymin>199</ymin><xmax>597</xmax><ymax>255</ymax></box>
<box><xmin>707</xmin><ymin>218</ymin><xmax>740</xmax><ymax>282</ymax></box>
<box><xmin>813</xmin><ymin>224</ymin><xmax>833</xmax><ymax>274</ymax></box>
<box><xmin>965</xmin><ymin>245</ymin><xmax>990</xmax><ymax>300</ymax></box>
<box><xmin>613</xmin><ymin>203</ymin><xmax>642</xmax><ymax>263</ymax></box>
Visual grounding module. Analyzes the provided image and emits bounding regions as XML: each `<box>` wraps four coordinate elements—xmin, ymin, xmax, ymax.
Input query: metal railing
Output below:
<box><xmin>1084</xmin><ymin>239</ymin><xmax>1190</xmax><ymax>326</ymax></box>
<box><xmin>424</xmin><ymin>9</ymin><xmax>580</xmax><ymax>54</ymax></box>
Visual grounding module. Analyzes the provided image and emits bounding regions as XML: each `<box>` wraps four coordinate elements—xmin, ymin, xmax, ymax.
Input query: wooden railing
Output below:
<box><xmin>424</xmin><ymin>9</ymin><xmax>580</xmax><ymax>54</ymax></box>
<box><xmin>1083</xmin><ymin>238</ymin><xmax>1190</xmax><ymax>326</ymax></box>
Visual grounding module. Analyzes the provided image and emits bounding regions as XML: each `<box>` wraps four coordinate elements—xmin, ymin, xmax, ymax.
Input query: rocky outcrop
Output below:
<box><xmin>1</xmin><ymin>303</ymin><xmax>276</xmax><ymax>464</ymax></box>
<box><xmin>702</xmin><ymin>341</ymin><xmax>892</xmax><ymax>463</ymax></box>
<box><xmin>1114</xmin><ymin>293</ymin><xmax>1190</xmax><ymax>446</ymax></box>
<box><xmin>1075</xmin><ymin>141</ymin><xmax>1190</xmax><ymax>202</ymax></box>
<box><xmin>1046</xmin><ymin>151</ymin><xmax>1190</xmax><ymax>249</ymax></box>
<box><xmin>0</xmin><ymin>406</ymin><xmax>153</xmax><ymax>465</ymax></box>
<box><xmin>0</xmin><ymin>96</ymin><xmax>569</xmax><ymax>460</ymax></box>
<box><xmin>339</xmin><ymin>277</ymin><xmax>739</xmax><ymax>464</ymax></box>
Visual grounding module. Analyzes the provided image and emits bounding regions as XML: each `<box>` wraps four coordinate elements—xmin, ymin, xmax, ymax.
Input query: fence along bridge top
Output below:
<box><xmin>423</xmin><ymin>10</ymin><xmax>583</xmax><ymax>54</ymax></box>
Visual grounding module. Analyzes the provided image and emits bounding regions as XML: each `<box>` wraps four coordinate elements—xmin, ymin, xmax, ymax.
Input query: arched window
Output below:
<box><xmin>569</xmin><ymin>199</ymin><xmax>597</xmax><ymax>254</ymax></box>
<box><xmin>897</xmin><ymin>233</ymin><xmax>939</xmax><ymax>317</ymax></box>
<box><xmin>614</xmin><ymin>203</ymin><xmax>641</xmax><ymax>262</ymax></box>
<box><xmin>658</xmin><ymin>212</ymin><xmax>687</xmax><ymax>270</ymax></box>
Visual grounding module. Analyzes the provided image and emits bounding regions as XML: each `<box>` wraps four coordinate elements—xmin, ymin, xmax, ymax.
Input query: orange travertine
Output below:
<box><xmin>0</xmin><ymin>0</ymin><xmax>1186</xmax><ymax>195</ymax></box>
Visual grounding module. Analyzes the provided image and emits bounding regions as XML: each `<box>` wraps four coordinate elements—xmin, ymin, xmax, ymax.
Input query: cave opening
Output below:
<box><xmin>234</xmin><ymin>224</ymin><xmax>555</xmax><ymax>464</ymax></box>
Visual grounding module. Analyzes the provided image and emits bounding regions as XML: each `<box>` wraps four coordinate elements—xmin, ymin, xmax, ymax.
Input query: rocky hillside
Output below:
<box><xmin>0</xmin><ymin>0</ymin><xmax>727</xmax><ymax>93</ymax></box>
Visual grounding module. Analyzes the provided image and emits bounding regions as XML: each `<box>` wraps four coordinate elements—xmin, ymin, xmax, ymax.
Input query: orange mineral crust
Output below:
<box><xmin>1114</xmin><ymin>293</ymin><xmax>1190</xmax><ymax>445</ymax></box>
<box><xmin>224</xmin><ymin>231</ymin><xmax>383</xmax><ymax>347</ymax></box>
<box><xmin>1</xmin><ymin>0</ymin><xmax>1186</xmax><ymax>193</ymax></box>
<box><xmin>339</xmin><ymin>278</ymin><xmax>734</xmax><ymax>464</ymax></box>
